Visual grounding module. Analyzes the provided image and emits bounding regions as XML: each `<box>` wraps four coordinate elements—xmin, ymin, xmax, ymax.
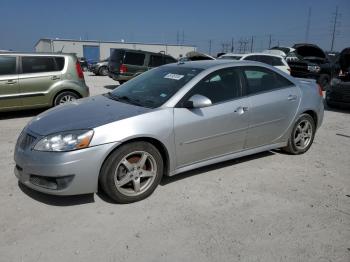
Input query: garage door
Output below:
<box><xmin>83</xmin><ymin>45</ymin><xmax>100</xmax><ymax>63</ymax></box>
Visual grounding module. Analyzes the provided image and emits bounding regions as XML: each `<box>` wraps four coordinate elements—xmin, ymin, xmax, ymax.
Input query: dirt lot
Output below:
<box><xmin>0</xmin><ymin>73</ymin><xmax>349</xmax><ymax>262</ymax></box>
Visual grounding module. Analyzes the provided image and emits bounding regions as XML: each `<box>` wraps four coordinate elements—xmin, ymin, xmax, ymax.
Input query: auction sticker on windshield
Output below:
<box><xmin>164</xmin><ymin>73</ymin><xmax>184</xmax><ymax>80</ymax></box>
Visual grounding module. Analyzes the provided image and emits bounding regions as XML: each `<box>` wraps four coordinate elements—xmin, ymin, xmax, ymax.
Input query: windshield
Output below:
<box><xmin>109</xmin><ymin>66</ymin><xmax>203</xmax><ymax>108</ymax></box>
<box><xmin>219</xmin><ymin>56</ymin><xmax>242</xmax><ymax>60</ymax></box>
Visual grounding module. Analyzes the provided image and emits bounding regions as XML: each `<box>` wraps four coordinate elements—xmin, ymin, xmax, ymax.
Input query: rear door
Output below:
<box><xmin>241</xmin><ymin>66</ymin><xmax>300</xmax><ymax>148</ymax></box>
<box><xmin>123</xmin><ymin>51</ymin><xmax>146</xmax><ymax>77</ymax></box>
<box><xmin>174</xmin><ymin>67</ymin><xmax>250</xmax><ymax>167</ymax></box>
<box><xmin>19</xmin><ymin>56</ymin><xmax>64</xmax><ymax>106</ymax></box>
<box><xmin>0</xmin><ymin>55</ymin><xmax>21</xmax><ymax>109</ymax></box>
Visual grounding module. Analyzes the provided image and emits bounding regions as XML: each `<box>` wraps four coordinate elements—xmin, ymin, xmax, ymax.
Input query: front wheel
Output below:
<box><xmin>99</xmin><ymin>142</ymin><xmax>164</xmax><ymax>203</ymax></box>
<box><xmin>283</xmin><ymin>114</ymin><xmax>316</xmax><ymax>154</ymax></box>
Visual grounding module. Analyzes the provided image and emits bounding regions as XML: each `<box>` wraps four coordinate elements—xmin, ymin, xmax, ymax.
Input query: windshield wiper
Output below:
<box><xmin>107</xmin><ymin>92</ymin><xmax>143</xmax><ymax>106</ymax></box>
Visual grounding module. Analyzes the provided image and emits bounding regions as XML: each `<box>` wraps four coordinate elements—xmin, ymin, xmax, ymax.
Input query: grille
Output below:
<box><xmin>18</xmin><ymin>133</ymin><xmax>37</xmax><ymax>150</ymax></box>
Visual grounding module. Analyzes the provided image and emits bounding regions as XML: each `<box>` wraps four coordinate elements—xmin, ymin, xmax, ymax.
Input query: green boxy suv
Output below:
<box><xmin>0</xmin><ymin>53</ymin><xmax>89</xmax><ymax>112</ymax></box>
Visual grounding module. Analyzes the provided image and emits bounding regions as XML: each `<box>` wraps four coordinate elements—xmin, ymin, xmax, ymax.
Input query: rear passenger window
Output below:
<box><xmin>242</xmin><ymin>66</ymin><xmax>293</xmax><ymax>95</ymax></box>
<box><xmin>54</xmin><ymin>57</ymin><xmax>65</xmax><ymax>70</ymax></box>
<box><xmin>149</xmin><ymin>55</ymin><xmax>164</xmax><ymax>67</ymax></box>
<box><xmin>124</xmin><ymin>52</ymin><xmax>145</xmax><ymax>66</ymax></box>
<box><xmin>185</xmin><ymin>68</ymin><xmax>241</xmax><ymax>105</ymax></box>
<box><xmin>22</xmin><ymin>57</ymin><xmax>57</xmax><ymax>73</ymax></box>
<box><xmin>0</xmin><ymin>56</ymin><xmax>16</xmax><ymax>75</ymax></box>
<box><xmin>244</xmin><ymin>55</ymin><xmax>262</xmax><ymax>62</ymax></box>
<box><xmin>271</xmin><ymin>57</ymin><xmax>284</xmax><ymax>66</ymax></box>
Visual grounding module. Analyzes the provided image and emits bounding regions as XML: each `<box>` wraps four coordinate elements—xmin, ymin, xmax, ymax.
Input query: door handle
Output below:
<box><xmin>6</xmin><ymin>80</ymin><xmax>17</xmax><ymax>85</ymax></box>
<box><xmin>51</xmin><ymin>76</ymin><xmax>60</xmax><ymax>80</ymax></box>
<box><xmin>287</xmin><ymin>95</ymin><xmax>297</xmax><ymax>101</ymax></box>
<box><xmin>234</xmin><ymin>106</ymin><xmax>249</xmax><ymax>114</ymax></box>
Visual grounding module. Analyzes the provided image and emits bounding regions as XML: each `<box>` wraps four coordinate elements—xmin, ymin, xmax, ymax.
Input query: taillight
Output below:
<box><xmin>76</xmin><ymin>61</ymin><xmax>84</xmax><ymax>79</ymax></box>
<box><xmin>119</xmin><ymin>64</ymin><xmax>128</xmax><ymax>73</ymax></box>
<box><xmin>317</xmin><ymin>84</ymin><xmax>323</xmax><ymax>96</ymax></box>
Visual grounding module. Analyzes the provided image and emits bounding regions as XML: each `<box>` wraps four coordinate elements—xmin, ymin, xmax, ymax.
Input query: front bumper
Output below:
<box><xmin>14</xmin><ymin>136</ymin><xmax>120</xmax><ymax>195</ymax></box>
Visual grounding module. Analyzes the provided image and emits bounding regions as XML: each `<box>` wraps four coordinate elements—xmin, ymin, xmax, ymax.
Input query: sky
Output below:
<box><xmin>1</xmin><ymin>0</ymin><xmax>350</xmax><ymax>54</ymax></box>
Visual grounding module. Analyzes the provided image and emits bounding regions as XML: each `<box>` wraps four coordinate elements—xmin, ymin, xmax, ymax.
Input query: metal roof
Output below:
<box><xmin>35</xmin><ymin>38</ymin><xmax>196</xmax><ymax>48</ymax></box>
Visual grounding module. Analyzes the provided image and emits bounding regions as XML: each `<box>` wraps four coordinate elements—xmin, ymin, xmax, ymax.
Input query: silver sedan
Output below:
<box><xmin>14</xmin><ymin>60</ymin><xmax>324</xmax><ymax>203</ymax></box>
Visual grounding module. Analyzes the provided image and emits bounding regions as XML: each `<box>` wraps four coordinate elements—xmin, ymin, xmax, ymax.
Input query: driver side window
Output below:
<box><xmin>185</xmin><ymin>68</ymin><xmax>242</xmax><ymax>105</ymax></box>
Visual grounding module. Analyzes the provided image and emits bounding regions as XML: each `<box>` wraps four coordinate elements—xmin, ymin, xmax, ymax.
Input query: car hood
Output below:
<box><xmin>27</xmin><ymin>95</ymin><xmax>152</xmax><ymax>136</ymax></box>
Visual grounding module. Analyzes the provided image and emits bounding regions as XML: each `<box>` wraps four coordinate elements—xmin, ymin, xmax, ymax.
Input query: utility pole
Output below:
<box><xmin>238</xmin><ymin>39</ymin><xmax>243</xmax><ymax>54</ymax></box>
<box><xmin>231</xmin><ymin>38</ymin><xmax>234</xmax><ymax>52</ymax></box>
<box><xmin>250</xmin><ymin>36</ymin><xmax>254</xmax><ymax>52</ymax></box>
<box><xmin>268</xmin><ymin>34</ymin><xmax>272</xmax><ymax>49</ymax></box>
<box><xmin>209</xmin><ymin>40</ymin><xmax>212</xmax><ymax>55</ymax></box>
<box><xmin>242</xmin><ymin>39</ymin><xmax>248</xmax><ymax>53</ymax></box>
<box><xmin>330</xmin><ymin>6</ymin><xmax>339</xmax><ymax>51</ymax></box>
<box><xmin>305</xmin><ymin>7</ymin><xmax>312</xmax><ymax>42</ymax></box>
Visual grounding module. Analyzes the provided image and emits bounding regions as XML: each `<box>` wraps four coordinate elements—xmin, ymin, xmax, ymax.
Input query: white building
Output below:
<box><xmin>35</xmin><ymin>38</ymin><xmax>196</xmax><ymax>61</ymax></box>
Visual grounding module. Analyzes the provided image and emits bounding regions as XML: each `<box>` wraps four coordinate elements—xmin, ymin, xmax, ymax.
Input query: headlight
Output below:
<box><xmin>34</xmin><ymin>130</ymin><xmax>94</xmax><ymax>152</ymax></box>
<box><xmin>307</xmin><ymin>65</ymin><xmax>321</xmax><ymax>73</ymax></box>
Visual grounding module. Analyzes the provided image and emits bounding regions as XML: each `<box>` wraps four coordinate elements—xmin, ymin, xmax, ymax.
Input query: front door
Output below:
<box><xmin>241</xmin><ymin>66</ymin><xmax>300</xmax><ymax>148</ymax></box>
<box><xmin>0</xmin><ymin>56</ymin><xmax>21</xmax><ymax>109</ymax></box>
<box><xmin>174</xmin><ymin>67</ymin><xmax>250</xmax><ymax>168</ymax></box>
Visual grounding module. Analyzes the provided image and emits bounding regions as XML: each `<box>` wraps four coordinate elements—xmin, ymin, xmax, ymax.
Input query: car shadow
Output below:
<box><xmin>0</xmin><ymin>108</ymin><xmax>46</xmax><ymax>120</ymax></box>
<box><xmin>160</xmin><ymin>151</ymin><xmax>275</xmax><ymax>186</ymax></box>
<box><xmin>18</xmin><ymin>182</ymin><xmax>94</xmax><ymax>206</ymax></box>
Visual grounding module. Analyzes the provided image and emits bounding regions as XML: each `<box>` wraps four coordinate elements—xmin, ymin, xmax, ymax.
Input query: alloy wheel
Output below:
<box><xmin>293</xmin><ymin>119</ymin><xmax>313</xmax><ymax>150</ymax></box>
<box><xmin>59</xmin><ymin>95</ymin><xmax>77</xmax><ymax>104</ymax></box>
<box><xmin>114</xmin><ymin>151</ymin><xmax>157</xmax><ymax>196</ymax></box>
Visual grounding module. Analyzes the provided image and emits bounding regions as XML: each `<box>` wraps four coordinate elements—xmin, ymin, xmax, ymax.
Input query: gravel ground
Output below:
<box><xmin>0</xmin><ymin>72</ymin><xmax>349</xmax><ymax>262</ymax></box>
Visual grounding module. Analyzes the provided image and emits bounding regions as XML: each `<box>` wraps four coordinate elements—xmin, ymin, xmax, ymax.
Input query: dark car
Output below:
<box><xmin>326</xmin><ymin>48</ymin><xmax>350</xmax><ymax>108</ymax></box>
<box><xmin>78</xmin><ymin>57</ymin><xmax>89</xmax><ymax>72</ymax></box>
<box><xmin>90</xmin><ymin>58</ymin><xmax>109</xmax><ymax>76</ymax></box>
<box><xmin>286</xmin><ymin>44</ymin><xmax>334</xmax><ymax>90</ymax></box>
<box><xmin>108</xmin><ymin>49</ymin><xmax>177</xmax><ymax>83</ymax></box>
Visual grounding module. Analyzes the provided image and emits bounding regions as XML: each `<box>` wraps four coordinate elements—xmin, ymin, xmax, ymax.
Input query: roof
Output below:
<box><xmin>222</xmin><ymin>52</ymin><xmax>284</xmax><ymax>58</ymax></box>
<box><xmin>0</xmin><ymin>51</ymin><xmax>74</xmax><ymax>57</ymax></box>
<box><xmin>165</xmin><ymin>59</ymin><xmax>263</xmax><ymax>70</ymax></box>
<box><xmin>35</xmin><ymin>38</ymin><xmax>196</xmax><ymax>48</ymax></box>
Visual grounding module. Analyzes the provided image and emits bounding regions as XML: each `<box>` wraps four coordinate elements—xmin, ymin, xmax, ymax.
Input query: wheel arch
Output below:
<box><xmin>301</xmin><ymin>109</ymin><xmax>318</xmax><ymax>127</ymax></box>
<box><xmin>99</xmin><ymin>137</ymin><xmax>170</xmax><ymax>179</ymax></box>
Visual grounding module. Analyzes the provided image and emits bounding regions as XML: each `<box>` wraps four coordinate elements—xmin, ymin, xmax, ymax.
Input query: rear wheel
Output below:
<box><xmin>99</xmin><ymin>66</ymin><xmax>108</xmax><ymax>76</ymax></box>
<box><xmin>283</xmin><ymin>114</ymin><xmax>316</xmax><ymax>154</ymax></box>
<box><xmin>54</xmin><ymin>91</ymin><xmax>79</xmax><ymax>106</ymax></box>
<box><xmin>99</xmin><ymin>142</ymin><xmax>164</xmax><ymax>203</ymax></box>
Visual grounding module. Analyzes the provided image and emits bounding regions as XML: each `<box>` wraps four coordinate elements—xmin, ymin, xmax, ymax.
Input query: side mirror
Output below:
<box><xmin>184</xmin><ymin>94</ymin><xmax>212</xmax><ymax>108</ymax></box>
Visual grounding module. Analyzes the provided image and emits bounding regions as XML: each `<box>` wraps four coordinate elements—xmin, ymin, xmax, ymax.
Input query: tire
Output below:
<box><xmin>318</xmin><ymin>74</ymin><xmax>330</xmax><ymax>91</ymax></box>
<box><xmin>99</xmin><ymin>141</ymin><xmax>164</xmax><ymax>203</ymax></box>
<box><xmin>98</xmin><ymin>66</ymin><xmax>108</xmax><ymax>76</ymax></box>
<box><xmin>283</xmin><ymin>114</ymin><xmax>316</xmax><ymax>155</ymax></box>
<box><xmin>54</xmin><ymin>91</ymin><xmax>80</xmax><ymax>106</ymax></box>
<box><xmin>118</xmin><ymin>80</ymin><xmax>126</xmax><ymax>85</ymax></box>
